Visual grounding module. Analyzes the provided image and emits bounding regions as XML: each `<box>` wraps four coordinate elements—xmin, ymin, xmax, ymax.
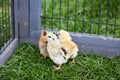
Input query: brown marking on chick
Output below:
<box><xmin>43</xmin><ymin>30</ymin><xmax>47</xmax><ymax>36</ymax></box>
<box><xmin>61</xmin><ymin>47</ymin><xmax>67</xmax><ymax>55</ymax></box>
<box><xmin>53</xmin><ymin>32</ymin><xmax>59</xmax><ymax>39</ymax></box>
<box><xmin>39</xmin><ymin>30</ymin><xmax>49</xmax><ymax>58</ymax></box>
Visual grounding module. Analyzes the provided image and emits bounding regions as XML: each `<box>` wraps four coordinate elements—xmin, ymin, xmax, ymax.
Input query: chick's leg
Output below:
<box><xmin>70</xmin><ymin>58</ymin><xmax>75</xmax><ymax>63</ymax></box>
<box><xmin>54</xmin><ymin>64</ymin><xmax>61</xmax><ymax>70</ymax></box>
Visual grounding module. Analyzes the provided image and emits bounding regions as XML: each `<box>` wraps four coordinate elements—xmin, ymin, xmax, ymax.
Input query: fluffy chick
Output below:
<box><xmin>39</xmin><ymin>30</ymin><xmax>49</xmax><ymax>58</ymax></box>
<box><xmin>58</xmin><ymin>30</ymin><xmax>79</xmax><ymax>63</ymax></box>
<box><xmin>58</xmin><ymin>30</ymin><xmax>72</xmax><ymax>41</ymax></box>
<box><xmin>47</xmin><ymin>32</ymin><xmax>67</xmax><ymax>69</ymax></box>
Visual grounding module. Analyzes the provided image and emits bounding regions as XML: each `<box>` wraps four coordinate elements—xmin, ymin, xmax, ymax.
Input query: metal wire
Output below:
<box><xmin>114</xmin><ymin>0</ymin><xmax>118</xmax><ymax>38</ymax></box>
<box><xmin>0</xmin><ymin>0</ymin><xmax>14</xmax><ymax>54</ymax></box>
<box><xmin>74</xmin><ymin>0</ymin><xmax>77</xmax><ymax>33</ymax></box>
<box><xmin>82</xmin><ymin>0</ymin><xmax>85</xmax><ymax>34</ymax></box>
<box><xmin>98</xmin><ymin>0</ymin><xmax>102</xmax><ymax>35</ymax></box>
<box><xmin>44</xmin><ymin>0</ymin><xmax>46</xmax><ymax>29</ymax></box>
<box><xmin>59</xmin><ymin>0</ymin><xmax>62</xmax><ymax>30</ymax></box>
<box><xmin>41</xmin><ymin>0</ymin><xmax>120</xmax><ymax>38</ymax></box>
<box><xmin>90</xmin><ymin>0</ymin><xmax>93</xmax><ymax>35</ymax></box>
<box><xmin>52</xmin><ymin>0</ymin><xmax>54</xmax><ymax>30</ymax></box>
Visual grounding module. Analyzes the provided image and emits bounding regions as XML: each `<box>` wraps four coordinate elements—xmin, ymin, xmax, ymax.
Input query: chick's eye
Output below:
<box><xmin>48</xmin><ymin>36</ymin><xmax>51</xmax><ymax>38</ymax></box>
<box><xmin>58</xmin><ymin>33</ymin><xmax>60</xmax><ymax>35</ymax></box>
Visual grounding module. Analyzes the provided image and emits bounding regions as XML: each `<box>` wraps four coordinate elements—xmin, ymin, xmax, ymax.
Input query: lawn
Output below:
<box><xmin>0</xmin><ymin>43</ymin><xmax>120</xmax><ymax>80</ymax></box>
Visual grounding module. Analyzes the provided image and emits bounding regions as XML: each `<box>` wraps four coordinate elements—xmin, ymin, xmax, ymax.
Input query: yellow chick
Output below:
<box><xmin>46</xmin><ymin>32</ymin><xmax>67</xmax><ymax>69</ymax></box>
<box><xmin>58</xmin><ymin>30</ymin><xmax>79</xmax><ymax>63</ymax></box>
<box><xmin>39</xmin><ymin>30</ymin><xmax>49</xmax><ymax>58</ymax></box>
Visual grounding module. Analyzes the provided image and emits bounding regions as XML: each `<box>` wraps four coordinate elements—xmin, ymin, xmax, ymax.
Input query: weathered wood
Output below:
<box><xmin>11</xmin><ymin>0</ymin><xmax>15</xmax><ymax>38</ymax></box>
<box><xmin>30</xmin><ymin>0</ymin><xmax>41</xmax><ymax>37</ymax></box>
<box><xmin>0</xmin><ymin>39</ymin><xmax>18</xmax><ymax>67</ymax></box>
<box><xmin>30</xmin><ymin>30</ymin><xmax>40</xmax><ymax>38</ymax></box>
<box><xmin>19</xmin><ymin>0</ymin><xmax>29</xmax><ymax>38</ymax></box>
<box><xmin>30</xmin><ymin>0</ymin><xmax>40</xmax><ymax>30</ymax></box>
<box><xmin>12</xmin><ymin>0</ymin><xmax>18</xmax><ymax>38</ymax></box>
<box><xmin>18</xmin><ymin>0</ymin><xmax>41</xmax><ymax>38</ymax></box>
<box><xmin>20</xmin><ymin>37</ymin><xmax>39</xmax><ymax>46</ymax></box>
<box><xmin>70</xmin><ymin>33</ymin><xmax>120</xmax><ymax>58</ymax></box>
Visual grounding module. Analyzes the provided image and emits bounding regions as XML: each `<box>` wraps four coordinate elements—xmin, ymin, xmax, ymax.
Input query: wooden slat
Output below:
<box><xmin>0</xmin><ymin>39</ymin><xmax>18</xmax><ymax>66</ymax></box>
<box><xmin>30</xmin><ymin>0</ymin><xmax>41</xmax><ymax>37</ymax></box>
<box><xmin>19</xmin><ymin>0</ymin><xmax>29</xmax><ymax>38</ymax></box>
<box><xmin>12</xmin><ymin>0</ymin><xmax>18</xmax><ymax>38</ymax></box>
<box><xmin>70</xmin><ymin>33</ymin><xmax>120</xmax><ymax>58</ymax></box>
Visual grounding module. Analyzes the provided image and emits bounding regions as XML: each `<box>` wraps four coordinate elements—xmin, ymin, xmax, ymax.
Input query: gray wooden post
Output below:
<box><xmin>19</xmin><ymin>0</ymin><xmax>41</xmax><ymax>45</ymax></box>
<box><xmin>19</xmin><ymin>0</ymin><xmax>29</xmax><ymax>38</ymax></box>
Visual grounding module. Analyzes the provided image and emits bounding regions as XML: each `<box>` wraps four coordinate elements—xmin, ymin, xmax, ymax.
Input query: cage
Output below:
<box><xmin>0</xmin><ymin>0</ymin><xmax>120</xmax><ymax>66</ymax></box>
<box><xmin>0</xmin><ymin>0</ymin><xmax>120</xmax><ymax>79</ymax></box>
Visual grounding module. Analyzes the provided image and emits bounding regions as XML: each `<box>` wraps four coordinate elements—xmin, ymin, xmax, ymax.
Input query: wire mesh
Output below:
<box><xmin>41</xmin><ymin>0</ymin><xmax>120</xmax><ymax>38</ymax></box>
<box><xmin>0</xmin><ymin>0</ymin><xmax>14</xmax><ymax>54</ymax></box>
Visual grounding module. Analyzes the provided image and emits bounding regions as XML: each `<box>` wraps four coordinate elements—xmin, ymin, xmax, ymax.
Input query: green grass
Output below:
<box><xmin>0</xmin><ymin>43</ymin><xmax>120</xmax><ymax>80</ymax></box>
